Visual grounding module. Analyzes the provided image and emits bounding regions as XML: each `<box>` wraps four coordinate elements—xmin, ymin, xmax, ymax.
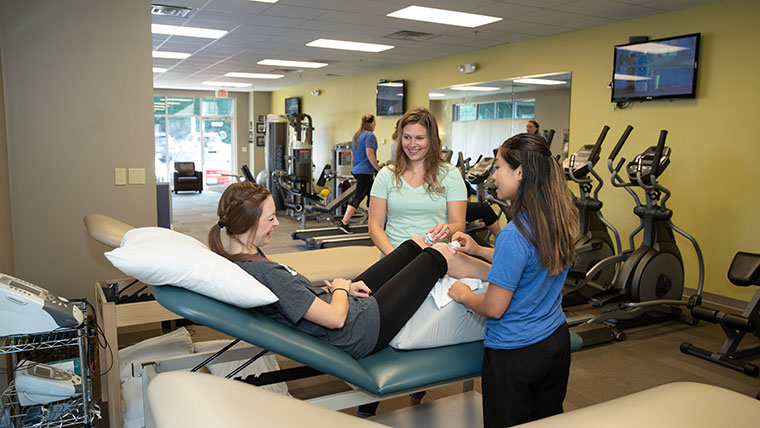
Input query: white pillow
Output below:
<box><xmin>104</xmin><ymin>227</ymin><xmax>278</xmax><ymax>308</ymax></box>
<box><xmin>119</xmin><ymin>328</ymin><xmax>195</xmax><ymax>428</ymax></box>
<box><xmin>193</xmin><ymin>340</ymin><xmax>289</xmax><ymax>396</ymax></box>
<box><xmin>389</xmin><ymin>278</ymin><xmax>487</xmax><ymax>349</ymax></box>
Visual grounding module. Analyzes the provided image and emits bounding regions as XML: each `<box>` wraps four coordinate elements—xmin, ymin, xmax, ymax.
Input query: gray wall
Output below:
<box><xmin>0</xmin><ymin>44</ymin><xmax>13</xmax><ymax>276</ymax></box>
<box><xmin>0</xmin><ymin>0</ymin><xmax>156</xmax><ymax>303</ymax></box>
<box><xmin>251</xmin><ymin>91</ymin><xmax>272</xmax><ymax>177</ymax></box>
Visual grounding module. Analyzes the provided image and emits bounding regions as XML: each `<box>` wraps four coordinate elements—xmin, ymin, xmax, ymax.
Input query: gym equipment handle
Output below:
<box><xmin>546</xmin><ymin>129</ymin><xmax>556</xmax><ymax>146</ymax></box>
<box><xmin>609</xmin><ymin>125</ymin><xmax>634</xmax><ymax>161</ymax></box>
<box><xmin>651</xmin><ymin>130</ymin><xmax>668</xmax><ymax>177</ymax></box>
<box><xmin>589</xmin><ymin>125</ymin><xmax>610</xmax><ymax>161</ymax></box>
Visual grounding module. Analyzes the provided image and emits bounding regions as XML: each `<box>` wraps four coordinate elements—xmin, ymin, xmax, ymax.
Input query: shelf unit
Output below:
<box><xmin>1</xmin><ymin>302</ymin><xmax>97</xmax><ymax>427</ymax></box>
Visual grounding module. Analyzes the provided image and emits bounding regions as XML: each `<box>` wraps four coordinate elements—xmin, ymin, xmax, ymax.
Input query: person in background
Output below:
<box><xmin>447</xmin><ymin>133</ymin><xmax>579</xmax><ymax>427</ymax></box>
<box><xmin>526</xmin><ymin>119</ymin><xmax>541</xmax><ymax>135</ymax></box>
<box><xmin>339</xmin><ymin>114</ymin><xmax>381</xmax><ymax>233</ymax></box>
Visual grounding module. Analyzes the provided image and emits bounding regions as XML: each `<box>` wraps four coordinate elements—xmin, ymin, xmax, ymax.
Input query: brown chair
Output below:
<box><xmin>173</xmin><ymin>161</ymin><xmax>203</xmax><ymax>194</ymax></box>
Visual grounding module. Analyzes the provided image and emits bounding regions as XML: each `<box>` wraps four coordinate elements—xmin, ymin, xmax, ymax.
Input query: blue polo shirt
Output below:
<box><xmin>484</xmin><ymin>217</ymin><xmax>567</xmax><ymax>350</ymax></box>
<box><xmin>352</xmin><ymin>131</ymin><xmax>378</xmax><ymax>175</ymax></box>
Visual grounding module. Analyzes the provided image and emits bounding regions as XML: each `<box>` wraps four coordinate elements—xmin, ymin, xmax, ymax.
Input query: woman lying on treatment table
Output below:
<box><xmin>207</xmin><ymin>181</ymin><xmax>489</xmax><ymax>359</ymax></box>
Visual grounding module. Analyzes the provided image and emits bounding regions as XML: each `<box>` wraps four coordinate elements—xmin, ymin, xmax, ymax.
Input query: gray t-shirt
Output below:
<box><xmin>235</xmin><ymin>259</ymin><xmax>380</xmax><ymax>358</ymax></box>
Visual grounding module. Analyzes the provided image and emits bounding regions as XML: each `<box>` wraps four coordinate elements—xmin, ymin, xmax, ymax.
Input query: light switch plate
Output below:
<box><xmin>115</xmin><ymin>168</ymin><xmax>127</xmax><ymax>186</ymax></box>
<box><xmin>128</xmin><ymin>168</ymin><xmax>146</xmax><ymax>185</ymax></box>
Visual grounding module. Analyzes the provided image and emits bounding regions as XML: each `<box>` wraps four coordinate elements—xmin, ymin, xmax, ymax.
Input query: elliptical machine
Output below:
<box><xmin>585</xmin><ymin>127</ymin><xmax>704</xmax><ymax>326</ymax></box>
<box><xmin>562</xmin><ymin>126</ymin><xmax>622</xmax><ymax>307</ymax></box>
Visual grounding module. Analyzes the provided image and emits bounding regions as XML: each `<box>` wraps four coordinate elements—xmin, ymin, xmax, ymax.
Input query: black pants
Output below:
<box><xmin>354</xmin><ymin>240</ymin><xmax>447</xmax><ymax>417</ymax></box>
<box><xmin>482</xmin><ymin>323</ymin><xmax>571</xmax><ymax>428</ymax></box>
<box><xmin>349</xmin><ymin>173</ymin><xmax>374</xmax><ymax>209</ymax></box>
<box><xmin>467</xmin><ymin>201</ymin><xmax>499</xmax><ymax>227</ymax></box>
<box><xmin>351</xmin><ymin>239</ymin><xmax>448</xmax><ymax>353</ymax></box>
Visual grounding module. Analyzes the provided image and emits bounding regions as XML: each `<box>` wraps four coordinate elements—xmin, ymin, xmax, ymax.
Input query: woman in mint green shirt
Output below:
<box><xmin>368</xmin><ymin>106</ymin><xmax>467</xmax><ymax>255</ymax></box>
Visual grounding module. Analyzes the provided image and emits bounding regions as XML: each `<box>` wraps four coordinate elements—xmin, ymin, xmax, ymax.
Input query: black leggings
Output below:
<box><xmin>352</xmin><ymin>240</ymin><xmax>448</xmax><ymax>353</ymax></box>
<box><xmin>467</xmin><ymin>201</ymin><xmax>499</xmax><ymax>226</ymax></box>
<box><xmin>349</xmin><ymin>174</ymin><xmax>374</xmax><ymax>209</ymax></box>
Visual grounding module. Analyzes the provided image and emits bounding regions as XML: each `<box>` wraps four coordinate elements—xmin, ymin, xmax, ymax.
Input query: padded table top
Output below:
<box><xmin>150</xmin><ymin>284</ymin><xmax>484</xmax><ymax>395</ymax></box>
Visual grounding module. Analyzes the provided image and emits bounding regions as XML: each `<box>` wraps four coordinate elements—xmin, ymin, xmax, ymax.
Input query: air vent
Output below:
<box><xmin>325</xmin><ymin>73</ymin><xmax>343</xmax><ymax>78</ymax></box>
<box><xmin>270</xmin><ymin>68</ymin><xmax>304</xmax><ymax>74</ymax></box>
<box><xmin>384</xmin><ymin>30</ymin><xmax>439</xmax><ymax>41</ymax></box>
<box><xmin>151</xmin><ymin>4</ymin><xmax>194</xmax><ymax>18</ymax></box>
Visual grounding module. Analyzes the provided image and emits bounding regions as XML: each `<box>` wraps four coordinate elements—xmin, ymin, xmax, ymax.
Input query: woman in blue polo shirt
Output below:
<box><xmin>447</xmin><ymin>133</ymin><xmax>579</xmax><ymax>427</ymax></box>
<box><xmin>338</xmin><ymin>114</ymin><xmax>381</xmax><ymax>233</ymax></box>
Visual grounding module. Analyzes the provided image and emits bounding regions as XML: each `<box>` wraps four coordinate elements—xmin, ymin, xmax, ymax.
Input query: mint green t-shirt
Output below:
<box><xmin>370</xmin><ymin>163</ymin><xmax>467</xmax><ymax>249</ymax></box>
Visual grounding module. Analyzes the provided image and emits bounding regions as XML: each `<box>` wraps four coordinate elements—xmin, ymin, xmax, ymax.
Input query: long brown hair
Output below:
<box><xmin>498</xmin><ymin>133</ymin><xmax>579</xmax><ymax>275</ymax></box>
<box><xmin>391</xmin><ymin>107</ymin><xmax>444</xmax><ymax>193</ymax></box>
<box><xmin>352</xmin><ymin>114</ymin><xmax>375</xmax><ymax>150</ymax></box>
<box><xmin>208</xmin><ymin>181</ymin><xmax>271</xmax><ymax>262</ymax></box>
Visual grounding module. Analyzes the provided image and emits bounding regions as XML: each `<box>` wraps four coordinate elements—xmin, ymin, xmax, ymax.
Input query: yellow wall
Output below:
<box><xmin>272</xmin><ymin>0</ymin><xmax>760</xmax><ymax>302</ymax></box>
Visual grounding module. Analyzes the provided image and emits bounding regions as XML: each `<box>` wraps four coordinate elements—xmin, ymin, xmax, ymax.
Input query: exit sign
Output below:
<box><xmin>215</xmin><ymin>89</ymin><xmax>228</xmax><ymax>98</ymax></box>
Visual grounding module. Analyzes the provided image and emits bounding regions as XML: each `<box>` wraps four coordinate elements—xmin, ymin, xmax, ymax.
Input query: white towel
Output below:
<box><xmin>430</xmin><ymin>275</ymin><xmax>487</xmax><ymax>309</ymax></box>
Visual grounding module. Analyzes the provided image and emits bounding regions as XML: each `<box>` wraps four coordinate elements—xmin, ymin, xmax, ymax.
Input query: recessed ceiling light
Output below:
<box><xmin>152</xmin><ymin>51</ymin><xmax>191</xmax><ymax>59</ymax></box>
<box><xmin>257</xmin><ymin>59</ymin><xmax>328</xmax><ymax>69</ymax></box>
<box><xmin>513</xmin><ymin>78</ymin><xmax>566</xmax><ymax>85</ymax></box>
<box><xmin>248</xmin><ymin>0</ymin><xmax>279</xmax><ymax>3</ymax></box>
<box><xmin>153</xmin><ymin>67</ymin><xmax>168</xmax><ymax>73</ymax></box>
<box><xmin>428</xmin><ymin>92</ymin><xmax>445</xmax><ymax>98</ymax></box>
<box><xmin>202</xmin><ymin>81</ymin><xmax>252</xmax><ymax>88</ymax></box>
<box><xmin>151</xmin><ymin>24</ymin><xmax>227</xmax><ymax>39</ymax></box>
<box><xmin>225</xmin><ymin>72</ymin><xmax>284</xmax><ymax>79</ymax></box>
<box><xmin>306</xmin><ymin>39</ymin><xmax>393</xmax><ymax>53</ymax></box>
<box><xmin>387</xmin><ymin>6</ymin><xmax>502</xmax><ymax>28</ymax></box>
<box><xmin>450</xmin><ymin>86</ymin><xmax>500</xmax><ymax>92</ymax></box>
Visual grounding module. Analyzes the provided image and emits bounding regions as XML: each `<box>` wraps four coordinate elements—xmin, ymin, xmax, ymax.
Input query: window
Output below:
<box><xmin>454</xmin><ymin>99</ymin><xmax>534</xmax><ymax>122</ymax></box>
<box><xmin>455</xmin><ymin>104</ymin><xmax>476</xmax><ymax>121</ymax></box>
<box><xmin>514</xmin><ymin>101</ymin><xmax>535</xmax><ymax>119</ymax></box>
<box><xmin>154</xmin><ymin>96</ymin><xmax>235</xmax><ymax>187</ymax></box>
<box><xmin>477</xmin><ymin>103</ymin><xmax>495</xmax><ymax>120</ymax></box>
<box><xmin>496</xmin><ymin>102</ymin><xmax>512</xmax><ymax>119</ymax></box>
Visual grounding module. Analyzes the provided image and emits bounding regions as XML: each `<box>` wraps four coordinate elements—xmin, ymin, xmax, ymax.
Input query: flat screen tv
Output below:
<box><xmin>376</xmin><ymin>80</ymin><xmax>405</xmax><ymax>116</ymax></box>
<box><xmin>611</xmin><ymin>33</ymin><xmax>700</xmax><ymax>103</ymax></box>
<box><xmin>285</xmin><ymin>97</ymin><xmax>300</xmax><ymax>115</ymax></box>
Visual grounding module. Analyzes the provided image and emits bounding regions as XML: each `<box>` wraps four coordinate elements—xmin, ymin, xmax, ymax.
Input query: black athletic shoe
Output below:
<box><xmin>337</xmin><ymin>222</ymin><xmax>352</xmax><ymax>234</ymax></box>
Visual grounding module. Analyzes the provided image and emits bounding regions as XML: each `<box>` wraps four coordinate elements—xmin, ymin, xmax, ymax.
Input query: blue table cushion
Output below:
<box><xmin>149</xmin><ymin>285</ymin><xmax>582</xmax><ymax>395</ymax></box>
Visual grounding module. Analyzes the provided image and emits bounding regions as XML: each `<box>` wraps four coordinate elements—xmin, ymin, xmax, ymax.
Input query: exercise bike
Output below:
<box><xmin>584</xmin><ymin>127</ymin><xmax>704</xmax><ymax>327</ymax></box>
<box><xmin>680</xmin><ymin>251</ymin><xmax>760</xmax><ymax>379</ymax></box>
<box><xmin>562</xmin><ymin>126</ymin><xmax>623</xmax><ymax>307</ymax></box>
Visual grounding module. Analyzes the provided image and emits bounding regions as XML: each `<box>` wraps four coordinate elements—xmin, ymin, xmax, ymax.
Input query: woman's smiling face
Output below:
<box><xmin>401</xmin><ymin>123</ymin><xmax>429</xmax><ymax>163</ymax></box>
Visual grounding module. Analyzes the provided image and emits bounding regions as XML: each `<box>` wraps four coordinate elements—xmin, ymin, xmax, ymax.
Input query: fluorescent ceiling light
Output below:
<box><xmin>513</xmin><ymin>78</ymin><xmax>566</xmax><ymax>85</ymax></box>
<box><xmin>249</xmin><ymin>0</ymin><xmax>279</xmax><ymax>3</ymax></box>
<box><xmin>151</xmin><ymin>24</ymin><xmax>227</xmax><ymax>39</ymax></box>
<box><xmin>450</xmin><ymin>86</ymin><xmax>500</xmax><ymax>92</ymax></box>
<box><xmin>152</xmin><ymin>51</ymin><xmax>191</xmax><ymax>59</ymax></box>
<box><xmin>378</xmin><ymin>82</ymin><xmax>404</xmax><ymax>87</ymax></box>
<box><xmin>387</xmin><ymin>6</ymin><xmax>502</xmax><ymax>28</ymax></box>
<box><xmin>258</xmin><ymin>59</ymin><xmax>327</xmax><ymax>69</ymax></box>
<box><xmin>202</xmin><ymin>81</ymin><xmax>252</xmax><ymax>88</ymax></box>
<box><xmin>613</xmin><ymin>73</ymin><xmax>651</xmax><ymax>82</ymax></box>
<box><xmin>153</xmin><ymin>67</ymin><xmax>168</xmax><ymax>73</ymax></box>
<box><xmin>428</xmin><ymin>93</ymin><xmax>445</xmax><ymax>98</ymax></box>
<box><xmin>306</xmin><ymin>39</ymin><xmax>393</xmax><ymax>53</ymax></box>
<box><xmin>619</xmin><ymin>43</ymin><xmax>687</xmax><ymax>55</ymax></box>
<box><xmin>225</xmin><ymin>72</ymin><xmax>284</xmax><ymax>79</ymax></box>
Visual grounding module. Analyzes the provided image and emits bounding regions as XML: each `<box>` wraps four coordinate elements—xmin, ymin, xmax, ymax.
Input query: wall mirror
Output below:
<box><xmin>429</xmin><ymin>72</ymin><xmax>571</xmax><ymax>163</ymax></box>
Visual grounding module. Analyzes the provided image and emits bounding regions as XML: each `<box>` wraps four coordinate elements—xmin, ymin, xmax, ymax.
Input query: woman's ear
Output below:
<box><xmin>516</xmin><ymin>165</ymin><xmax>523</xmax><ymax>182</ymax></box>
